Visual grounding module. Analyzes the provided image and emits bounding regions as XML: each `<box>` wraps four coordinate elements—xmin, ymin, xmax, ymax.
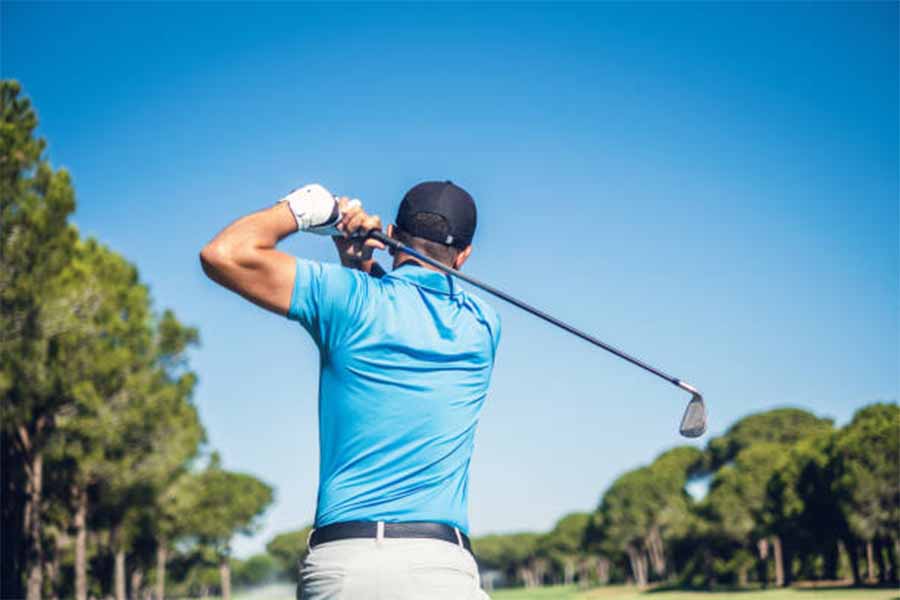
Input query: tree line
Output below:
<box><xmin>470</xmin><ymin>404</ymin><xmax>898</xmax><ymax>590</ymax></box>
<box><xmin>2</xmin><ymin>81</ymin><xmax>274</xmax><ymax>600</ymax></box>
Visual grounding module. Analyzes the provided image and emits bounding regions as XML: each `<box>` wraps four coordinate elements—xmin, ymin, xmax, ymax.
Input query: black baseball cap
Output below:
<box><xmin>395</xmin><ymin>180</ymin><xmax>477</xmax><ymax>249</ymax></box>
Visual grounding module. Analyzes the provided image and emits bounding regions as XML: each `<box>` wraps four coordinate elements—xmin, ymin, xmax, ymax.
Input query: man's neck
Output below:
<box><xmin>392</xmin><ymin>254</ymin><xmax>447</xmax><ymax>273</ymax></box>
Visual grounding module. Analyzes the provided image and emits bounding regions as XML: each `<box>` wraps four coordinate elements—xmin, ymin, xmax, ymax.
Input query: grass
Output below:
<box><xmin>228</xmin><ymin>582</ymin><xmax>899</xmax><ymax>600</ymax></box>
<box><xmin>491</xmin><ymin>584</ymin><xmax>900</xmax><ymax>600</ymax></box>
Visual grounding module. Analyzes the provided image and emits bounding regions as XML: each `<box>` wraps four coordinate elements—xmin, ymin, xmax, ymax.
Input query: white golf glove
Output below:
<box><xmin>282</xmin><ymin>183</ymin><xmax>361</xmax><ymax>236</ymax></box>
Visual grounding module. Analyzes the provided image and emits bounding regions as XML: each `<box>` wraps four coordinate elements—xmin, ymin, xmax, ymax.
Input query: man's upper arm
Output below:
<box><xmin>199</xmin><ymin>203</ymin><xmax>300</xmax><ymax>317</ymax></box>
<box><xmin>201</xmin><ymin>246</ymin><xmax>297</xmax><ymax>317</ymax></box>
<box><xmin>287</xmin><ymin>258</ymin><xmax>372</xmax><ymax>349</ymax></box>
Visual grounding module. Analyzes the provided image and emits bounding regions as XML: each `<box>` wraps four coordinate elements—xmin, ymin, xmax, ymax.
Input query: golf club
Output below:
<box><xmin>367</xmin><ymin>229</ymin><xmax>708</xmax><ymax>438</ymax></box>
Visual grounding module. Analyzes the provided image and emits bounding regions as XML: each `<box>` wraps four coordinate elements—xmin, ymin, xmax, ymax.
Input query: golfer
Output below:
<box><xmin>200</xmin><ymin>180</ymin><xmax>500</xmax><ymax>599</ymax></box>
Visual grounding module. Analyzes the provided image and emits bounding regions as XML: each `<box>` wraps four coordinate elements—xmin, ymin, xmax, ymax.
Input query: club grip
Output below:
<box><xmin>367</xmin><ymin>229</ymin><xmax>402</xmax><ymax>250</ymax></box>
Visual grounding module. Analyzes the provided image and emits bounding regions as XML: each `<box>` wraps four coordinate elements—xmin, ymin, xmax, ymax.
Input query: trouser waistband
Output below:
<box><xmin>309</xmin><ymin>521</ymin><xmax>473</xmax><ymax>553</ymax></box>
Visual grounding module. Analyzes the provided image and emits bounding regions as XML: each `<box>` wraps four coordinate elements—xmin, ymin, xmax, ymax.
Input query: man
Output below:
<box><xmin>200</xmin><ymin>180</ymin><xmax>500</xmax><ymax>599</ymax></box>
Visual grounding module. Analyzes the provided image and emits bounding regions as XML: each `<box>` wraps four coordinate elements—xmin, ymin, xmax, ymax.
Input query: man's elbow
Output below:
<box><xmin>200</xmin><ymin>239</ymin><xmax>262</xmax><ymax>280</ymax></box>
<box><xmin>199</xmin><ymin>241</ymin><xmax>232</xmax><ymax>280</ymax></box>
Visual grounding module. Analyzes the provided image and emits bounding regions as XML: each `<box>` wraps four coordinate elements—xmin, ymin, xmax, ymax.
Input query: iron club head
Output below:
<box><xmin>679</xmin><ymin>393</ymin><xmax>707</xmax><ymax>438</ymax></box>
<box><xmin>675</xmin><ymin>381</ymin><xmax>707</xmax><ymax>438</ymax></box>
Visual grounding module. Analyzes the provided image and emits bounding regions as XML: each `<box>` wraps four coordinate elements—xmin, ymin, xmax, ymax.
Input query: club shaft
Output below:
<box><xmin>369</xmin><ymin>230</ymin><xmax>688</xmax><ymax>390</ymax></box>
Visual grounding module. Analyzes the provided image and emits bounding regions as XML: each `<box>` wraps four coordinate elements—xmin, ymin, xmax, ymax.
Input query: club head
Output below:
<box><xmin>679</xmin><ymin>393</ymin><xmax>707</xmax><ymax>438</ymax></box>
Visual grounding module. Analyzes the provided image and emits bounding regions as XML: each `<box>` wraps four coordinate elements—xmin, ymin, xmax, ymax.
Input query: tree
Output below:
<box><xmin>592</xmin><ymin>467</ymin><xmax>656</xmax><ymax>586</ymax></box>
<box><xmin>99</xmin><ymin>310</ymin><xmax>204</xmax><ymax>600</ymax></box>
<box><xmin>178</xmin><ymin>454</ymin><xmax>274</xmax><ymax>600</ymax></box>
<box><xmin>644</xmin><ymin>446</ymin><xmax>705</xmax><ymax>578</ymax></box>
<box><xmin>232</xmin><ymin>553</ymin><xmax>279</xmax><ymax>588</ymax></box>
<box><xmin>764</xmin><ymin>430</ymin><xmax>847</xmax><ymax>582</ymax></box>
<box><xmin>152</xmin><ymin>470</ymin><xmax>203</xmax><ymax>600</ymax></box>
<box><xmin>702</xmin><ymin>408</ymin><xmax>834</xmax><ymax>587</ymax></box>
<box><xmin>2</xmin><ymin>83</ymin><xmax>206</xmax><ymax>599</ymax></box>
<box><xmin>535</xmin><ymin>512</ymin><xmax>591</xmax><ymax>585</ymax></box>
<box><xmin>707</xmin><ymin>408</ymin><xmax>833</xmax><ymax>470</ymax></box>
<box><xmin>130</xmin><ymin>310</ymin><xmax>207</xmax><ymax>600</ymax></box>
<box><xmin>831</xmin><ymin>403</ymin><xmax>900</xmax><ymax>584</ymax></box>
<box><xmin>1</xmin><ymin>79</ymin><xmax>79</xmax><ymax>600</ymax></box>
<box><xmin>587</xmin><ymin>446</ymin><xmax>703</xmax><ymax>586</ymax></box>
<box><xmin>266</xmin><ymin>525</ymin><xmax>313</xmax><ymax>582</ymax></box>
<box><xmin>704</xmin><ymin>443</ymin><xmax>787</xmax><ymax>585</ymax></box>
<box><xmin>472</xmin><ymin>532</ymin><xmax>540</xmax><ymax>587</ymax></box>
<box><xmin>41</xmin><ymin>248</ymin><xmax>202</xmax><ymax>600</ymax></box>
<box><xmin>42</xmin><ymin>238</ymin><xmax>158</xmax><ymax>600</ymax></box>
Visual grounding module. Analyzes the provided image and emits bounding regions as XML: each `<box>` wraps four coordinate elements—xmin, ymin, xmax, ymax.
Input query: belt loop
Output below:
<box><xmin>307</xmin><ymin>528</ymin><xmax>315</xmax><ymax>549</ymax></box>
<box><xmin>453</xmin><ymin>527</ymin><xmax>464</xmax><ymax>548</ymax></box>
<box><xmin>376</xmin><ymin>521</ymin><xmax>385</xmax><ymax>546</ymax></box>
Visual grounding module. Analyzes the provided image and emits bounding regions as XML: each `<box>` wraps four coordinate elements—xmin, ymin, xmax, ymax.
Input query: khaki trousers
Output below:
<box><xmin>298</xmin><ymin>536</ymin><xmax>491</xmax><ymax>600</ymax></box>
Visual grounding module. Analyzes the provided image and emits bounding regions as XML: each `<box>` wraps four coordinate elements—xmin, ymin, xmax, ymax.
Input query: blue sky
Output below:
<box><xmin>3</xmin><ymin>2</ymin><xmax>897</xmax><ymax>558</ymax></box>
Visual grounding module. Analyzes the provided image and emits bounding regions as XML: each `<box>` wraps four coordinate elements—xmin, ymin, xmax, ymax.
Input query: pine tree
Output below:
<box><xmin>1</xmin><ymin>79</ymin><xmax>79</xmax><ymax>600</ymax></box>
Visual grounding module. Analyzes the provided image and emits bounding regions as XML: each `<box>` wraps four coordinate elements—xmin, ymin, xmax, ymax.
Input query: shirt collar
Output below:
<box><xmin>385</xmin><ymin>261</ymin><xmax>456</xmax><ymax>296</ymax></box>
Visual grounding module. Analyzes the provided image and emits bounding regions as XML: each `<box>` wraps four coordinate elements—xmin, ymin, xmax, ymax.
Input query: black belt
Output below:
<box><xmin>309</xmin><ymin>521</ymin><xmax>472</xmax><ymax>553</ymax></box>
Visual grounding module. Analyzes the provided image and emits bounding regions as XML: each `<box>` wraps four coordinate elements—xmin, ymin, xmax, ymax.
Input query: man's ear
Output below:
<box><xmin>386</xmin><ymin>224</ymin><xmax>396</xmax><ymax>256</ymax></box>
<box><xmin>453</xmin><ymin>245</ymin><xmax>473</xmax><ymax>270</ymax></box>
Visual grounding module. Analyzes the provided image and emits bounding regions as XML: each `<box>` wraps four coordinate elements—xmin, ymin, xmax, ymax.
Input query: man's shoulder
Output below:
<box><xmin>461</xmin><ymin>289</ymin><xmax>501</xmax><ymax>342</ymax></box>
<box><xmin>292</xmin><ymin>258</ymin><xmax>385</xmax><ymax>318</ymax></box>
<box><xmin>463</xmin><ymin>289</ymin><xmax>498</xmax><ymax>320</ymax></box>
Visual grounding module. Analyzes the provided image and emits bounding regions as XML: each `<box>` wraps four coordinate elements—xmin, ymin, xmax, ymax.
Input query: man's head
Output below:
<box><xmin>388</xmin><ymin>181</ymin><xmax>476</xmax><ymax>270</ymax></box>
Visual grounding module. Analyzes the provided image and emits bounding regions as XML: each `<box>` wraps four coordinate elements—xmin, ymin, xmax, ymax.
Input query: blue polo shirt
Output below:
<box><xmin>287</xmin><ymin>258</ymin><xmax>501</xmax><ymax>534</ymax></box>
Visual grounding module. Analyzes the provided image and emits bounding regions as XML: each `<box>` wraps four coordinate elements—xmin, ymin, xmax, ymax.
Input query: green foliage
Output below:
<box><xmin>1</xmin><ymin>80</ymin><xmax>78</xmax><ymax>427</ymax></box>
<box><xmin>763</xmin><ymin>428</ymin><xmax>845</xmax><ymax>579</ymax></box>
<box><xmin>265</xmin><ymin>525</ymin><xmax>313</xmax><ymax>580</ymax></box>
<box><xmin>0</xmin><ymin>80</ymin><xmax>45</xmax><ymax>183</ymax></box>
<box><xmin>473</xmin><ymin>531</ymin><xmax>541</xmax><ymax>580</ymax></box>
<box><xmin>706</xmin><ymin>443</ymin><xmax>787</xmax><ymax>541</ymax></box>
<box><xmin>232</xmin><ymin>553</ymin><xmax>279</xmax><ymax>587</ymax></box>
<box><xmin>1</xmin><ymin>78</ymin><xmax>82</xmax><ymax>599</ymax></box>
<box><xmin>587</xmin><ymin>445</ymin><xmax>703</xmax><ymax>584</ymax></box>
<box><xmin>534</xmin><ymin>512</ymin><xmax>593</xmax><ymax>584</ymax></box>
<box><xmin>581</xmin><ymin>409</ymin><xmax>883</xmax><ymax>588</ymax></box>
<box><xmin>538</xmin><ymin>512</ymin><xmax>592</xmax><ymax>559</ymax></box>
<box><xmin>177</xmin><ymin>453</ymin><xmax>274</xmax><ymax>558</ymax></box>
<box><xmin>46</xmin><ymin>238</ymin><xmax>155</xmax><ymax>485</ymax></box>
<box><xmin>831</xmin><ymin>403</ymin><xmax>899</xmax><ymax>542</ymax></box>
<box><xmin>707</xmin><ymin>408</ymin><xmax>833</xmax><ymax>470</ymax></box>
<box><xmin>173</xmin><ymin>554</ymin><xmax>221</xmax><ymax>598</ymax></box>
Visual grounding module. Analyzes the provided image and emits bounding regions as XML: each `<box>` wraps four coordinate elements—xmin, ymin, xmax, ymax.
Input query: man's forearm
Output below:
<box><xmin>333</xmin><ymin>237</ymin><xmax>378</xmax><ymax>273</ymax></box>
<box><xmin>330</xmin><ymin>196</ymin><xmax>385</xmax><ymax>274</ymax></box>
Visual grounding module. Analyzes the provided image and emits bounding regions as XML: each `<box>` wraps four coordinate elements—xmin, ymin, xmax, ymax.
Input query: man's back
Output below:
<box><xmin>200</xmin><ymin>180</ymin><xmax>496</xmax><ymax>598</ymax></box>
<box><xmin>288</xmin><ymin>259</ymin><xmax>501</xmax><ymax>533</ymax></box>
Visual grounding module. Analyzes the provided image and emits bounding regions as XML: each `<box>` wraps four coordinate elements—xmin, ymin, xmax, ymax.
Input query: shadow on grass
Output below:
<box><xmin>793</xmin><ymin>583</ymin><xmax>900</xmax><ymax>592</ymax></box>
<box><xmin>645</xmin><ymin>584</ymin><xmax>763</xmax><ymax>594</ymax></box>
<box><xmin>643</xmin><ymin>581</ymin><xmax>899</xmax><ymax>596</ymax></box>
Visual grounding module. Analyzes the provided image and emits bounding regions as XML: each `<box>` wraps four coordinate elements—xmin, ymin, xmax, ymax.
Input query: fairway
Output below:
<box><xmin>490</xmin><ymin>585</ymin><xmax>900</xmax><ymax>600</ymax></box>
<box><xmin>229</xmin><ymin>583</ymin><xmax>899</xmax><ymax>600</ymax></box>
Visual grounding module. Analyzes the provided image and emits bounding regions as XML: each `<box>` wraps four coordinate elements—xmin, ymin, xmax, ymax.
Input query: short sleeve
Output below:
<box><xmin>467</xmin><ymin>294</ymin><xmax>502</xmax><ymax>362</ymax></box>
<box><xmin>287</xmin><ymin>258</ymin><xmax>372</xmax><ymax>351</ymax></box>
<box><xmin>490</xmin><ymin>311</ymin><xmax>502</xmax><ymax>358</ymax></box>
